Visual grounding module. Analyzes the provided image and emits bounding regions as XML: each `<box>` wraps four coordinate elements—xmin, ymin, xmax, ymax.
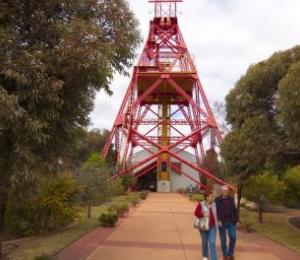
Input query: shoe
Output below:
<box><xmin>229</xmin><ymin>256</ymin><xmax>235</xmax><ymax>260</ymax></box>
<box><xmin>203</xmin><ymin>258</ymin><xmax>208</xmax><ymax>260</ymax></box>
<box><xmin>223</xmin><ymin>257</ymin><xmax>229</xmax><ymax>260</ymax></box>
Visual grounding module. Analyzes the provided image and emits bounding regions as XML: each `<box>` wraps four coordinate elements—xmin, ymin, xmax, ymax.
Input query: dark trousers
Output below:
<box><xmin>219</xmin><ymin>223</ymin><xmax>236</xmax><ymax>256</ymax></box>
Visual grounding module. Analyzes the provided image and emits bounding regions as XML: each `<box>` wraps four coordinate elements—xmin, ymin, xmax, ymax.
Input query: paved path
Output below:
<box><xmin>58</xmin><ymin>193</ymin><xmax>300</xmax><ymax>260</ymax></box>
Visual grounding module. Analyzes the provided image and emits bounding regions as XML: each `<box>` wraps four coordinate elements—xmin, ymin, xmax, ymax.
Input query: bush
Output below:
<box><xmin>118</xmin><ymin>202</ymin><xmax>130</xmax><ymax>215</ymax></box>
<box><xmin>108</xmin><ymin>202</ymin><xmax>129</xmax><ymax>217</ymax></box>
<box><xmin>243</xmin><ymin>172</ymin><xmax>286</xmax><ymax>223</ymax></box>
<box><xmin>98</xmin><ymin>211</ymin><xmax>118</xmax><ymax>227</ymax></box>
<box><xmin>127</xmin><ymin>193</ymin><xmax>140</xmax><ymax>206</ymax></box>
<box><xmin>189</xmin><ymin>194</ymin><xmax>204</xmax><ymax>202</ymax></box>
<box><xmin>121</xmin><ymin>174</ymin><xmax>137</xmax><ymax>191</ymax></box>
<box><xmin>78</xmin><ymin>154</ymin><xmax>111</xmax><ymax>207</ymax></box>
<box><xmin>5</xmin><ymin>175</ymin><xmax>80</xmax><ymax>236</ymax></box>
<box><xmin>140</xmin><ymin>191</ymin><xmax>149</xmax><ymax>200</ymax></box>
<box><xmin>80</xmin><ymin>153</ymin><xmax>108</xmax><ymax>171</ymax></box>
<box><xmin>283</xmin><ymin>166</ymin><xmax>300</xmax><ymax>208</ymax></box>
<box><xmin>110</xmin><ymin>179</ymin><xmax>126</xmax><ymax>197</ymax></box>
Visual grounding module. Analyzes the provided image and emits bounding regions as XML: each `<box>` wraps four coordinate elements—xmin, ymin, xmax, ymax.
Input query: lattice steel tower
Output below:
<box><xmin>102</xmin><ymin>0</ymin><xmax>232</xmax><ymax>191</ymax></box>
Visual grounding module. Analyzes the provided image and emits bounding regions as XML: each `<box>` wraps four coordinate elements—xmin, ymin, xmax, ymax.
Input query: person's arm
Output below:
<box><xmin>216</xmin><ymin>198</ymin><xmax>223</xmax><ymax>226</ymax></box>
<box><xmin>231</xmin><ymin>196</ymin><xmax>239</xmax><ymax>224</ymax></box>
<box><xmin>195</xmin><ymin>203</ymin><xmax>204</xmax><ymax>218</ymax></box>
<box><xmin>215</xmin><ymin>198</ymin><xmax>221</xmax><ymax>218</ymax></box>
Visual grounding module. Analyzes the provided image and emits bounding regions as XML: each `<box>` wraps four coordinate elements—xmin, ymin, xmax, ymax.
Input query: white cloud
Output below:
<box><xmin>90</xmin><ymin>0</ymin><xmax>300</xmax><ymax>130</ymax></box>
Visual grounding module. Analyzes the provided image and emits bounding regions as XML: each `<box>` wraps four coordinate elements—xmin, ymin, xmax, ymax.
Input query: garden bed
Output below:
<box><xmin>289</xmin><ymin>216</ymin><xmax>300</xmax><ymax>230</ymax></box>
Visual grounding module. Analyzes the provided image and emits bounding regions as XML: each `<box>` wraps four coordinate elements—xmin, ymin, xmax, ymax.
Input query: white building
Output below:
<box><xmin>132</xmin><ymin>148</ymin><xmax>200</xmax><ymax>192</ymax></box>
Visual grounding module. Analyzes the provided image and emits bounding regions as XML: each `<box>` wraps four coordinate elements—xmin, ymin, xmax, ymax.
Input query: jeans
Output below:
<box><xmin>200</xmin><ymin>227</ymin><xmax>217</xmax><ymax>260</ymax></box>
<box><xmin>219</xmin><ymin>223</ymin><xmax>236</xmax><ymax>256</ymax></box>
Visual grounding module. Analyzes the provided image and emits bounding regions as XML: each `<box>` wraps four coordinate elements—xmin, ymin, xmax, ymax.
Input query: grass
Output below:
<box><xmin>189</xmin><ymin>193</ymin><xmax>204</xmax><ymax>202</ymax></box>
<box><xmin>4</xmin><ymin>206</ymin><xmax>105</xmax><ymax>260</ymax></box>
<box><xmin>240</xmin><ymin>207</ymin><xmax>300</xmax><ymax>254</ymax></box>
<box><xmin>4</xmin><ymin>193</ymin><xmax>142</xmax><ymax>260</ymax></box>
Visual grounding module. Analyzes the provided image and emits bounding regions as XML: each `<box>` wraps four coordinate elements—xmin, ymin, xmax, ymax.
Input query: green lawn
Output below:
<box><xmin>4</xmin><ymin>206</ymin><xmax>105</xmax><ymax>260</ymax></box>
<box><xmin>4</xmin><ymin>193</ymin><xmax>143</xmax><ymax>260</ymax></box>
<box><xmin>189</xmin><ymin>193</ymin><xmax>204</xmax><ymax>202</ymax></box>
<box><xmin>240</xmin><ymin>207</ymin><xmax>300</xmax><ymax>254</ymax></box>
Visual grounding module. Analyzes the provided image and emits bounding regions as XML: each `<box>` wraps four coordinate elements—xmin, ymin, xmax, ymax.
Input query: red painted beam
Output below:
<box><xmin>168</xmin><ymin>150</ymin><xmax>235</xmax><ymax>190</ymax></box>
<box><xmin>134</xmin><ymin>162</ymin><xmax>157</xmax><ymax>178</ymax></box>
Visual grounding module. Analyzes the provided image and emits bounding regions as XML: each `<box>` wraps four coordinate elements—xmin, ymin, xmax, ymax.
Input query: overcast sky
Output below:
<box><xmin>90</xmin><ymin>0</ymin><xmax>300</xmax><ymax>130</ymax></box>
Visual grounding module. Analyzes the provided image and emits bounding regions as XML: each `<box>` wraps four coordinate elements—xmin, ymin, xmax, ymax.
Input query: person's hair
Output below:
<box><xmin>203</xmin><ymin>190</ymin><xmax>213</xmax><ymax>200</ymax></box>
<box><xmin>221</xmin><ymin>185</ymin><xmax>229</xmax><ymax>191</ymax></box>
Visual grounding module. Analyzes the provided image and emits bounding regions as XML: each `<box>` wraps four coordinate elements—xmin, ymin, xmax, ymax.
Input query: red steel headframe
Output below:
<box><xmin>102</xmin><ymin>0</ymin><xmax>234</xmax><ymax>190</ymax></box>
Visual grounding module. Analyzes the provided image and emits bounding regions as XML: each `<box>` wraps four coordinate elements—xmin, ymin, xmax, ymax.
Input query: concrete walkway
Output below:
<box><xmin>59</xmin><ymin>193</ymin><xmax>300</xmax><ymax>260</ymax></box>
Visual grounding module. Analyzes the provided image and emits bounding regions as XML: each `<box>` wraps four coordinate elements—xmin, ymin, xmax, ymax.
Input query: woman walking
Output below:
<box><xmin>195</xmin><ymin>190</ymin><xmax>219</xmax><ymax>260</ymax></box>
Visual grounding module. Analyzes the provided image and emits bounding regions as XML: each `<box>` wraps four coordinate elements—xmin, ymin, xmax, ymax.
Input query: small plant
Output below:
<box><xmin>131</xmin><ymin>197</ymin><xmax>140</xmax><ymax>206</ymax></box>
<box><xmin>98</xmin><ymin>211</ymin><xmax>119</xmax><ymax>227</ymax></box>
<box><xmin>189</xmin><ymin>194</ymin><xmax>204</xmax><ymax>202</ymax></box>
<box><xmin>140</xmin><ymin>191</ymin><xmax>149</xmax><ymax>200</ymax></box>
<box><xmin>108</xmin><ymin>202</ymin><xmax>129</xmax><ymax>217</ymax></box>
<box><xmin>34</xmin><ymin>254</ymin><xmax>57</xmax><ymax>260</ymax></box>
<box><xmin>126</xmin><ymin>193</ymin><xmax>141</xmax><ymax>205</ymax></box>
<box><xmin>117</xmin><ymin>202</ymin><xmax>130</xmax><ymax>217</ymax></box>
<box><xmin>243</xmin><ymin>172</ymin><xmax>286</xmax><ymax>223</ymax></box>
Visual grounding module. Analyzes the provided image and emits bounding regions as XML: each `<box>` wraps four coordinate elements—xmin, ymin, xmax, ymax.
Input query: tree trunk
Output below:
<box><xmin>87</xmin><ymin>203</ymin><xmax>92</xmax><ymax>219</ymax></box>
<box><xmin>237</xmin><ymin>183</ymin><xmax>243</xmax><ymax>216</ymax></box>
<box><xmin>0</xmin><ymin>196</ymin><xmax>7</xmax><ymax>260</ymax></box>
<box><xmin>258</xmin><ymin>201</ymin><xmax>263</xmax><ymax>223</ymax></box>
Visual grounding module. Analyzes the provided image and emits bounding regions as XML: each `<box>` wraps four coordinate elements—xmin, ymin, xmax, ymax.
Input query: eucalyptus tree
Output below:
<box><xmin>0</xmin><ymin>0</ymin><xmax>140</xmax><ymax>257</ymax></box>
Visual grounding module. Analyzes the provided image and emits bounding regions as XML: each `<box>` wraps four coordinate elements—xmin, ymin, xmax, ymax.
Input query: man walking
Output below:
<box><xmin>216</xmin><ymin>185</ymin><xmax>238</xmax><ymax>260</ymax></box>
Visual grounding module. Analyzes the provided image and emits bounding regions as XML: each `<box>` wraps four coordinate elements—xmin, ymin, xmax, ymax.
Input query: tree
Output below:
<box><xmin>121</xmin><ymin>174</ymin><xmax>138</xmax><ymax>191</ymax></box>
<box><xmin>79</xmin><ymin>153</ymin><xmax>111</xmax><ymax>218</ymax></box>
<box><xmin>0</xmin><ymin>0</ymin><xmax>140</xmax><ymax>257</ymax></box>
<box><xmin>63</xmin><ymin>128</ymin><xmax>117</xmax><ymax>174</ymax></box>
<box><xmin>224</xmin><ymin>46</ymin><xmax>300</xmax><ymax>169</ymax></box>
<box><xmin>221</xmin><ymin>115</ymin><xmax>277</xmax><ymax>213</ymax></box>
<box><xmin>201</xmin><ymin>148</ymin><xmax>221</xmax><ymax>188</ymax></box>
<box><xmin>226</xmin><ymin>47</ymin><xmax>300</xmax><ymax>129</ymax></box>
<box><xmin>243</xmin><ymin>172</ymin><xmax>286</xmax><ymax>223</ymax></box>
<box><xmin>278</xmin><ymin>61</ymin><xmax>300</xmax><ymax>150</ymax></box>
<box><xmin>221</xmin><ymin>46</ymin><xmax>300</xmax><ymax>214</ymax></box>
<box><xmin>283</xmin><ymin>166</ymin><xmax>300</xmax><ymax>208</ymax></box>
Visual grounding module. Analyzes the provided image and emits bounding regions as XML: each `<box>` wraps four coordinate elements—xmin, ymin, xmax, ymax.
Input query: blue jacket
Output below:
<box><xmin>215</xmin><ymin>196</ymin><xmax>238</xmax><ymax>225</ymax></box>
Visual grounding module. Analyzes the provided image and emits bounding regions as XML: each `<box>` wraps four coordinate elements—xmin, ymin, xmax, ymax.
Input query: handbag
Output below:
<box><xmin>194</xmin><ymin>202</ymin><xmax>209</xmax><ymax>231</ymax></box>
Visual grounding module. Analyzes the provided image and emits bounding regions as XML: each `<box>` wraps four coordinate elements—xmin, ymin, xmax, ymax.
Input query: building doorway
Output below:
<box><xmin>136</xmin><ymin>169</ymin><xmax>157</xmax><ymax>192</ymax></box>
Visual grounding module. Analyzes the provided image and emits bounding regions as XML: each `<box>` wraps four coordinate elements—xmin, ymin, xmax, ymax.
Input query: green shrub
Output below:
<box><xmin>108</xmin><ymin>202</ymin><xmax>129</xmax><ymax>216</ymax></box>
<box><xmin>121</xmin><ymin>175</ymin><xmax>137</xmax><ymax>191</ymax></box>
<box><xmin>98</xmin><ymin>211</ymin><xmax>118</xmax><ymax>227</ymax></box>
<box><xmin>140</xmin><ymin>191</ymin><xmax>149</xmax><ymax>200</ymax></box>
<box><xmin>243</xmin><ymin>172</ymin><xmax>286</xmax><ymax>223</ymax></box>
<box><xmin>80</xmin><ymin>153</ymin><xmax>108</xmax><ymax>171</ymax></box>
<box><xmin>5</xmin><ymin>175</ymin><xmax>80</xmax><ymax>236</ymax></box>
<box><xmin>110</xmin><ymin>179</ymin><xmax>126</xmax><ymax>197</ymax></box>
<box><xmin>190</xmin><ymin>194</ymin><xmax>204</xmax><ymax>202</ymax></box>
<box><xmin>283</xmin><ymin>166</ymin><xmax>300</xmax><ymax>208</ymax></box>
<box><xmin>127</xmin><ymin>193</ymin><xmax>141</xmax><ymax>205</ymax></box>
<box><xmin>78</xmin><ymin>155</ymin><xmax>111</xmax><ymax>207</ymax></box>
<box><xmin>131</xmin><ymin>197</ymin><xmax>140</xmax><ymax>206</ymax></box>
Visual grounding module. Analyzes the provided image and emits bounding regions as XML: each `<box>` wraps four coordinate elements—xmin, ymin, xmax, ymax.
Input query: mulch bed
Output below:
<box><xmin>289</xmin><ymin>216</ymin><xmax>300</xmax><ymax>229</ymax></box>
